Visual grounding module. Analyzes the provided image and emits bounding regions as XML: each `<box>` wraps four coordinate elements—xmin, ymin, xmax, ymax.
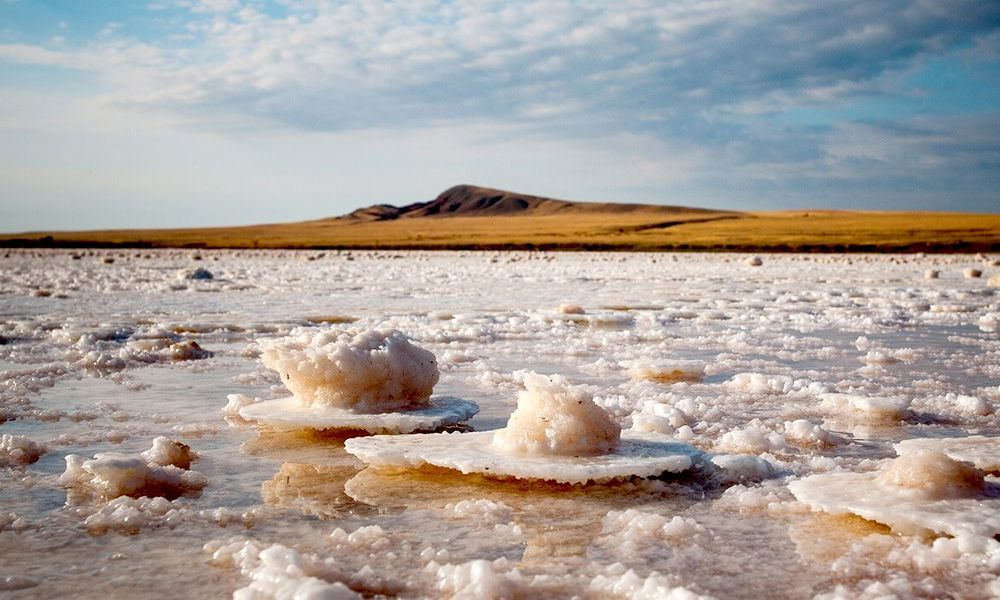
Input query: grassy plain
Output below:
<box><xmin>3</xmin><ymin>210</ymin><xmax>999</xmax><ymax>252</ymax></box>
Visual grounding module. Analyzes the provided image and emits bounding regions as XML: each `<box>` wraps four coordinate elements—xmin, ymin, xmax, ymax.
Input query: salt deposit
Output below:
<box><xmin>628</xmin><ymin>360</ymin><xmax>705</xmax><ymax>383</ymax></box>
<box><xmin>492</xmin><ymin>372</ymin><xmax>621</xmax><ymax>457</ymax></box>
<box><xmin>59</xmin><ymin>436</ymin><xmax>207</xmax><ymax>501</ymax></box>
<box><xmin>895</xmin><ymin>436</ymin><xmax>1000</xmax><ymax>474</ymax></box>
<box><xmin>2</xmin><ymin>249</ymin><xmax>999</xmax><ymax>598</ymax></box>
<box><xmin>789</xmin><ymin>450</ymin><xmax>999</xmax><ymax>537</ymax></box>
<box><xmin>0</xmin><ymin>434</ymin><xmax>45</xmax><ymax>467</ymax></box>
<box><xmin>259</xmin><ymin>328</ymin><xmax>439</xmax><ymax>411</ymax></box>
<box><xmin>245</xmin><ymin>328</ymin><xmax>478</xmax><ymax>432</ymax></box>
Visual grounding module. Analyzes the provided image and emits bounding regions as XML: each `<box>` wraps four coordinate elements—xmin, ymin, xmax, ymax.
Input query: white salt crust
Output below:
<box><xmin>627</xmin><ymin>360</ymin><xmax>705</xmax><ymax>384</ymax></box>
<box><xmin>345</xmin><ymin>430</ymin><xmax>701</xmax><ymax>484</ymax></box>
<box><xmin>259</xmin><ymin>328</ymin><xmax>439</xmax><ymax>412</ymax></box>
<box><xmin>789</xmin><ymin>450</ymin><xmax>1000</xmax><ymax>538</ymax></box>
<box><xmin>239</xmin><ymin>395</ymin><xmax>479</xmax><ymax>434</ymax></box>
<box><xmin>895</xmin><ymin>436</ymin><xmax>1000</xmax><ymax>474</ymax></box>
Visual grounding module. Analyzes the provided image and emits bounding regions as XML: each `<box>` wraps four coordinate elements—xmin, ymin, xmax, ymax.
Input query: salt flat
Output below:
<box><xmin>0</xmin><ymin>249</ymin><xmax>998</xmax><ymax>598</ymax></box>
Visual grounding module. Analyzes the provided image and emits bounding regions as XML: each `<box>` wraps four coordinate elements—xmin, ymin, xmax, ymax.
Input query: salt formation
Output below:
<box><xmin>178</xmin><ymin>267</ymin><xmax>214</xmax><ymax>280</ymax></box>
<box><xmin>60</xmin><ymin>437</ymin><xmax>207</xmax><ymax>500</ymax></box>
<box><xmin>557</xmin><ymin>304</ymin><xmax>585</xmax><ymax>314</ymax></box>
<box><xmin>818</xmin><ymin>393</ymin><xmax>910</xmax><ymax>423</ymax></box>
<box><xmin>989</xmin><ymin>273</ymin><xmax>1000</xmax><ymax>287</ymax></box>
<box><xmin>895</xmin><ymin>436</ymin><xmax>999</xmax><ymax>474</ymax></box>
<box><xmin>492</xmin><ymin>373</ymin><xmax>620</xmax><ymax>456</ymax></box>
<box><xmin>963</xmin><ymin>268</ymin><xmax>982</xmax><ymax>278</ymax></box>
<box><xmin>259</xmin><ymin>328</ymin><xmax>439</xmax><ymax>411</ymax></box>
<box><xmin>745</xmin><ymin>256</ymin><xmax>763</xmax><ymax>266</ymax></box>
<box><xmin>627</xmin><ymin>360</ymin><xmax>705</xmax><ymax>384</ymax></box>
<box><xmin>241</xmin><ymin>328</ymin><xmax>478</xmax><ymax>433</ymax></box>
<box><xmin>0</xmin><ymin>434</ymin><xmax>45</xmax><ymax>467</ymax></box>
<box><xmin>924</xmin><ymin>269</ymin><xmax>939</xmax><ymax>279</ymax></box>
<box><xmin>790</xmin><ymin>449</ymin><xmax>999</xmax><ymax>538</ymax></box>
<box><xmin>345</xmin><ymin>372</ymin><xmax>703</xmax><ymax>484</ymax></box>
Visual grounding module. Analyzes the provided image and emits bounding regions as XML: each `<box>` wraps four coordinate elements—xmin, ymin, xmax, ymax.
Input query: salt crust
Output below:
<box><xmin>895</xmin><ymin>436</ymin><xmax>1000</xmax><ymax>474</ymax></box>
<box><xmin>0</xmin><ymin>434</ymin><xmax>45</xmax><ymax>467</ymax></box>
<box><xmin>789</xmin><ymin>450</ymin><xmax>1000</xmax><ymax>537</ymax></box>
<box><xmin>59</xmin><ymin>436</ymin><xmax>206</xmax><ymax>500</ymax></box>
<box><xmin>239</xmin><ymin>395</ymin><xmax>479</xmax><ymax>434</ymax></box>
<box><xmin>259</xmin><ymin>328</ymin><xmax>439</xmax><ymax>412</ymax></box>
<box><xmin>345</xmin><ymin>430</ymin><xmax>701</xmax><ymax>484</ymax></box>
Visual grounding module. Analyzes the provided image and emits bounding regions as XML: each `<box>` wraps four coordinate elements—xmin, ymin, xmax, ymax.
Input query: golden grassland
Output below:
<box><xmin>3</xmin><ymin>209</ymin><xmax>999</xmax><ymax>252</ymax></box>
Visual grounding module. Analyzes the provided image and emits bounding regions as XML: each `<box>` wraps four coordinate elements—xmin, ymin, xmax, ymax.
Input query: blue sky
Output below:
<box><xmin>1</xmin><ymin>0</ymin><xmax>998</xmax><ymax>232</ymax></box>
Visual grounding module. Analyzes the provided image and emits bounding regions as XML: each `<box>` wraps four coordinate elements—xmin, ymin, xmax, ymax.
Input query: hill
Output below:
<box><xmin>1</xmin><ymin>184</ymin><xmax>998</xmax><ymax>252</ymax></box>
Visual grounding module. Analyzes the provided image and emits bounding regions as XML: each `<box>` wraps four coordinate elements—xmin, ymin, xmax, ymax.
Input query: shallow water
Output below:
<box><xmin>0</xmin><ymin>249</ymin><xmax>998</xmax><ymax>598</ymax></box>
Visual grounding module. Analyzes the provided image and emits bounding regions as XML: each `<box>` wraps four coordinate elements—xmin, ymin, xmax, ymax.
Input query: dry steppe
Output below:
<box><xmin>3</xmin><ymin>185</ymin><xmax>998</xmax><ymax>252</ymax></box>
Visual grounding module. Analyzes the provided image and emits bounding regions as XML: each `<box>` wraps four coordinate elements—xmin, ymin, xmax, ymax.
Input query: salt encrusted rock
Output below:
<box><xmin>924</xmin><ymin>269</ymin><xmax>939</xmax><ymax>279</ymax></box>
<box><xmin>745</xmin><ymin>256</ymin><xmax>763</xmax><ymax>267</ymax></box>
<box><xmin>557</xmin><ymin>304</ymin><xmax>586</xmax><ymax>315</ymax></box>
<box><xmin>963</xmin><ymin>268</ymin><xmax>982</xmax><ymax>279</ymax></box>
<box><xmin>179</xmin><ymin>267</ymin><xmax>214</xmax><ymax>280</ymax></box>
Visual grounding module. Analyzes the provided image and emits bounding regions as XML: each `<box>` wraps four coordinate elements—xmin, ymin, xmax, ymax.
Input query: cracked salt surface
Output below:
<box><xmin>0</xmin><ymin>249</ymin><xmax>998</xmax><ymax>598</ymax></box>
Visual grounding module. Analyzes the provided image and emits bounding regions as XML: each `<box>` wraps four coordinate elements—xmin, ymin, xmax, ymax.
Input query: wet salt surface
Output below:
<box><xmin>1</xmin><ymin>249</ymin><xmax>999</xmax><ymax>598</ymax></box>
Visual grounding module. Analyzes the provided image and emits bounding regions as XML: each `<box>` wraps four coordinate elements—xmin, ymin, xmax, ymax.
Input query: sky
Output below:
<box><xmin>1</xmin><ymin>0</ymin><xmax>998</xmax><ymax>232</ymax></box>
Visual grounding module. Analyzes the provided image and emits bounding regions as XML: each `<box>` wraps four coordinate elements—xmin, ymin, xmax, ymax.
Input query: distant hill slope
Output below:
<box><xmin>344</xmin><ymin>184</ymin><xmax>727</xmax><ymax>220</ymax></box>
<box><xmin>2</xmin><ymin>184</ymin><xmax>999</xmax><ymax>252</ymax></box>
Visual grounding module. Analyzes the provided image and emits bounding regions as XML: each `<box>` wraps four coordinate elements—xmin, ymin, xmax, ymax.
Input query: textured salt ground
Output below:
<box><xmin>239</xmin><ymin>395</ymin><xmax>479</xmax><ymax>434</ymax></box>
<box><xmin>1</xmin><ymin>249</ymin><xmax>999</xmax><ymax>598</ymax></box>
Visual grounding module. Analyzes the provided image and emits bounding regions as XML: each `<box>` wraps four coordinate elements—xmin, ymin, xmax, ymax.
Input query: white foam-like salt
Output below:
<box><xmin>0</xmin><ymin>434</ymin><xmax>45</xmax><ymax>467</ymax></box>
<box><xmin>818</xmin><ymin>393</ymin><xmax>910</xmax><ymax>423</ymax></box>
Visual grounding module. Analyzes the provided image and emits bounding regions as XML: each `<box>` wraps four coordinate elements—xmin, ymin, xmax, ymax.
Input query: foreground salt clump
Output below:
<box><xmin>242</xmin><ymin>328</ymin><xmax>478</xmax><ymax>433</ymax></box>
<box><xmin>260</xmin><ymin>328</ymin><xmax>439</xmax><ymax>411</ymax></box>
<box><xmin>790</xmin><ymin>448</ymin><xmax>999</xmax><ymax>537</ymax></box>
<box><xmin>0</xmin><ymin>434</ymin><xmax>45</xmax><ymax>467</ymax></box>
<box><xmin>346</xmin><ymin>372</ymin><xmax>702</xmax><ymax>484</ymax></box>
<box><xmin>60</xmin><ymin>437</ymin><xmax>206</xmax><ymax>500</ymax></box>
<box><xmin>492</xmin><ymin>372</ymin><xmax>620</xmax><ymax>457</ymax></box>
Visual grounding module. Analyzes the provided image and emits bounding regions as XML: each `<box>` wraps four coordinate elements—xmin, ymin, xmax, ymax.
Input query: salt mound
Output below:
<box><xmin>492</xmin><ymin>372</ymin><xmax>620</xmax><ymax>457</ymax></box>
<box><xmin>0</xmin><ymin>434</ymin><xmax>45</xmax><ymax>467</ymax></box>
<box><xmin>628</xmin><ymin>360</ymin><xmax>705</xmax><ymax>384</ymax></box>
<box><xmin>745</xmin><ymin>256</ymin><xmax>763</xmax><ymax>267</ymax></box>
<box><xmin>789</xmin><ymin>450</ymin><xmax>999</xmax><ymax>538</ymax></box>
<box><xmin>925</xmin><ymin>269</ymin><xmax>939</xmax><ymax>279</ymax></box>
<box><xmin>557</xmin><ymin>304</ymin><xmax>585</xmax><ymax>315</ymax></box>
<box><xmin>346</xmin><ymin>373</ymin><xmax>701</xmax><ymax>484</ymax></box>
<box><xmin>60</xmin><ymin>437</ymin><xmax>207</xmax><ymax>501</ymax></box>
<box><xmin>818</xmin><ymin>393</ymin><xmax>909</xmax><ymax>423</ymax></box>
<box><xmin>963</xmin><ymin>268</ymin><xmax>982</xmax><ymax>279</ymax></box>
<box><xmin>239</xmin><ymin>395</ymin><xmax>479</xmax><ymax>434</ymax></box>
<box><xmin>895</xmin><ymin>436</ymin><xmax>1000</xmax><ymax>474</ymax></box>
<box><xmin>260</xmin><ymin>328</ymin><xmax>439</xmax><ymax>412</ymax></box>
<box><xmin>989</xmin><ymin>273</ymin><xmax>1000</xmax><ymax>288</ymax></box>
